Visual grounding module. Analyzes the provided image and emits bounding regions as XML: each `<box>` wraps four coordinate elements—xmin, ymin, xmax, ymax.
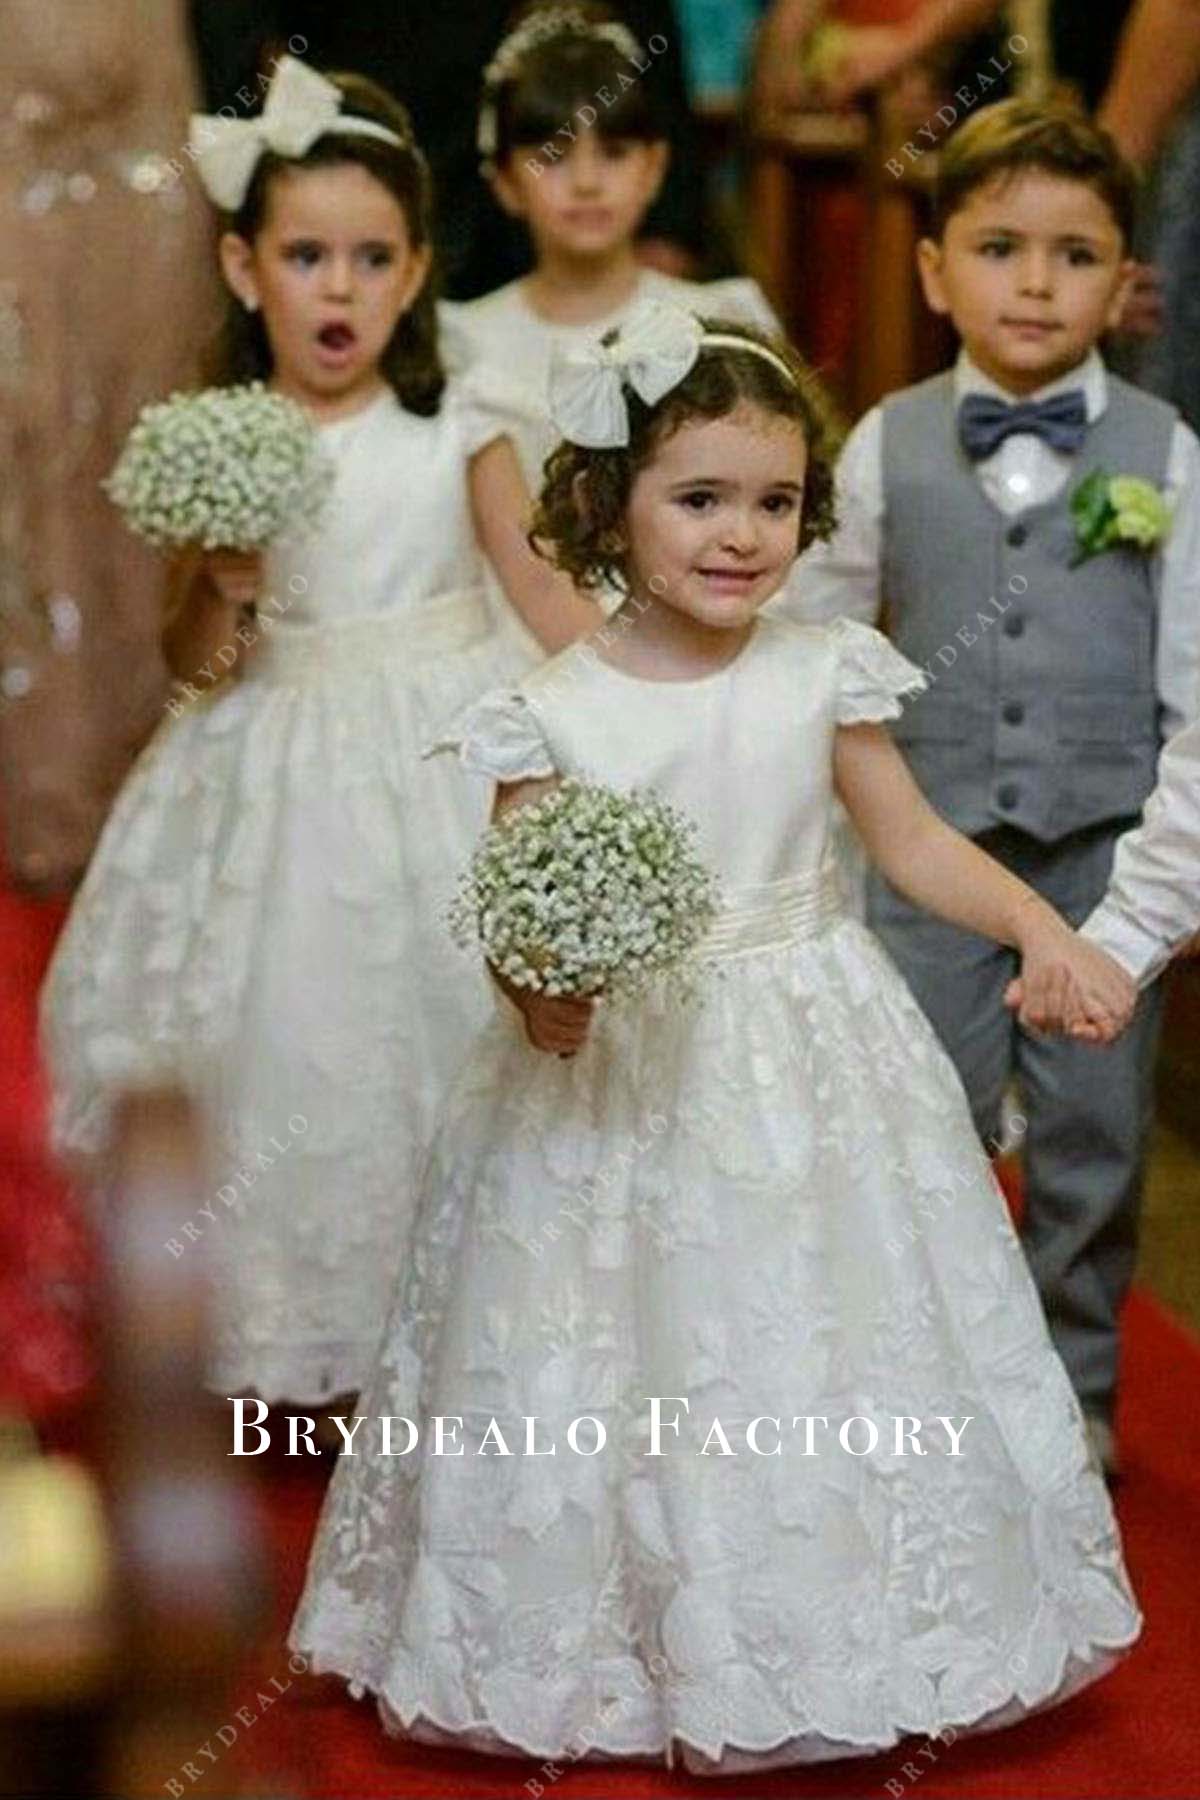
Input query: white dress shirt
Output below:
<box><xmin>783</xmin><ymin>349</ymin><xmax>1200</xmax><ymax>740</ymax></box>
<box><xmin>1081</xmin><ymin>718</ymin><xmax>1200</xmax><ymax>982</ymax></box>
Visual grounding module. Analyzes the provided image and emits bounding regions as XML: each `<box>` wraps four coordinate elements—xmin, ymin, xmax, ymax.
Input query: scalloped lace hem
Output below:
<box><xmin>211</xmin><ymin>1345</ymin><xmax>367</xmax><ymax>1408</ymax></box>
<box><xmin>289</xmin><ymin>1632</ymin><xmax>1136</xmax><ymax>1777</ymax></box>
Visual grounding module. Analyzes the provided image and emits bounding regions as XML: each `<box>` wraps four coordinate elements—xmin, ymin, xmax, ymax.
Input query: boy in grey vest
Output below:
<box><xmin>794</xmin><ymin>99</ymin><xmax>1200</xmax><ymax>1474</ymax></box>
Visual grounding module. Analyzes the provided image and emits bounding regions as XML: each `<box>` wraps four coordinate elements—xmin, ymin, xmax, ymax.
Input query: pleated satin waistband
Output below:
<box><xmin>700</xmin><ymin>864</ymin><xmax>845</xmax><ymax>959</ymax></box>
<box><xmin>250</xmin><ymin>587</ymin><xmax>492</xmax><ymax>683</ymax></box>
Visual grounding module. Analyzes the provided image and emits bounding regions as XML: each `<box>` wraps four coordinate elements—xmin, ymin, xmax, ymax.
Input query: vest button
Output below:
<box><xmin>997</xmin><ymin>782</ymin><xmax>1021</xmax><ymax>810</ymax></box>
<box><xmin>1003</xmin><ymin>615</ymin><xmax>1025</xmax><ymax>638</ymax></box>
<box><xmin>1006</xmin><ymin>523</ymin><xmax>1029</xmax><ymax>547</ymax></box>
<box><xmin>1002</xmin><ymin>700</ymin><xmax>1025</xmax><ymax>725</ymax></box>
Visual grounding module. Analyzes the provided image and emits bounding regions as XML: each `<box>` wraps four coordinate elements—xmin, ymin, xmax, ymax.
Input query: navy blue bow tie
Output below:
<box><xmin>957</xmin><ymin>389</ymin><xmax>1088</xmax><ymax>461</ymax></box>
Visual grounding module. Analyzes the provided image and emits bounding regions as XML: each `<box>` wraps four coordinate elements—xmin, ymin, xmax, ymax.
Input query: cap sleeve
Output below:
<box><xmin>423</xmin><ymin>687</ymin><xmax>558</xmax><ymax>783</ymax></box>
<box><xmin>447</xmin><ymin>364</ymin><xmax>544</xmax><ymax>460</ymax></box>
<box><xmin>831</xmin><ymin>617</ymin><xmax>928</xmax><ymax>725</ymax></box>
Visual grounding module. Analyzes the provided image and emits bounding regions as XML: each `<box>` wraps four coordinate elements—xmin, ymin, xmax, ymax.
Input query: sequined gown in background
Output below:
<box><xmin>0</xmin><ymin>0</ymin><xmax>216</xmax><ymax>1423</ymax></box>
<box><xmin>0</xmin><ymin>0</ymin><xmax>219</xmax><ymax>892</ymax></box>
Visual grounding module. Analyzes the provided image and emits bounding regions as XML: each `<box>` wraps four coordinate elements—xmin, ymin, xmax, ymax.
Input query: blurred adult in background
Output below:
<box><xmin>749</xmin><ymin>0</ymin><xmax>935</xmax><ymax>393</ymax></box>
<box><xmin>673</xmin><ymin>0</ymin><xmax>769</xmax><ymax>105</ymax></box>
<box><xmin>755</xmin><ymin>0</ymin><xmax>1132</xmax><ymax>114</ymax></box>
<box><xmin>189</xmin><ymin>0</ymin><xmax>708</xmax><ymax>295</ymax></box>
<box><xmin>1</xmin><ymin>0</ymin><xmax>218</xmax><ymax>892</ymax></box>
<box><xmin>1100</xmin><ymin>0</ymin><xmax>1200</xmax><ymax>431</ymax></box>
<box><xmin>1100</xmin><ymin>0</ymin><xmax>1200</xmax><ymax>162</ymax></box>
<box><xmin>0</xmin><ymin>0</ymin><xmax>216</xmax><ymax>1430</ymax></box>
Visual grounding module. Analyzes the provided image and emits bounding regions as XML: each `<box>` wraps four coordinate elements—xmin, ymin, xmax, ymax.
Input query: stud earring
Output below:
<box><xmin>242</xmin><ymin>295</ymin><xmax>259</xmax><ymax>313</ymax></box>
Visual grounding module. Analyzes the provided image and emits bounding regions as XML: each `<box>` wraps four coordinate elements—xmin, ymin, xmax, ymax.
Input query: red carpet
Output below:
<box><xmin>225</xmin><ymin>1286</ymin><xmax>1200</xmax><ymax>1800</ymax></box>
<box><xmin>0</xmin><ymin>883</ymin><xmax>93</xmax><ymax>1420</ymax></box>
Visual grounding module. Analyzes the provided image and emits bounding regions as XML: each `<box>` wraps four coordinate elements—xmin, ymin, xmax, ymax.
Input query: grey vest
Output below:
<box><xmin>881</xmin><ymin>370</ymin><xmax>1174</xmax><ymax>842</ymax></box>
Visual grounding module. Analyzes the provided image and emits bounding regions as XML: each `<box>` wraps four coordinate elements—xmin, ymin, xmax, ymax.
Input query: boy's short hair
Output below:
<box><xmin>932</xmin><ymin>99</ymin><xmax>1137</xmax><ymax>246</ymax></box>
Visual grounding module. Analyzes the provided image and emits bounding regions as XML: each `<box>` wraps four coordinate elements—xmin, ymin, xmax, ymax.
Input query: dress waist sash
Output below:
<box><xmin>700</xmin><ymin>863</ymin><xmax>845</xmax><ymax>960</ymax></box>
<box><xmin>250</xmin><ymin>586</ymin><xmax>492</xmax><ymax>684</ymax></box>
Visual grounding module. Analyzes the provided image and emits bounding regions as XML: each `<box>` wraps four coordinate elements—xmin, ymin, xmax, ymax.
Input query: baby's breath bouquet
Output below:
<box><xmin>450</xmin><ymin>779</ymin><xmax>721</xmax><ymax>1000</ymax></box>
<box><xmin>104</xmin><ymin>382</ymin><xmax>334</xmax><ymax>551</ymax></box>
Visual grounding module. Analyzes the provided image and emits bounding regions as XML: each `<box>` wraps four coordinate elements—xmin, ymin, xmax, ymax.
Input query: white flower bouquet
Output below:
<box><xmin>104</xmin><ymin>382</ymin><xmax>334</xmax><ymax>551</ymax></box>
<box><xmin>450</xmin><ymin>779</ymin><xmax>721</xmax><ymax>999</ymax></box>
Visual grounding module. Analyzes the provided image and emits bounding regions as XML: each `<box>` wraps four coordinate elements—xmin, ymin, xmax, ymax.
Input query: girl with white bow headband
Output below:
<box><xmin>41</xmin><ymin>55</ymin><xmax>595</xmax><ymax>1413</ymax></box>
<box><xmin>441</xmin><ymin>3</ymin><xmax>779</xmax><ymax>506</ymax></box>
<box><xmin>291</xmin><ymin>301</ymin><xmax>1141</xmax><ymax>1773</ymax></box>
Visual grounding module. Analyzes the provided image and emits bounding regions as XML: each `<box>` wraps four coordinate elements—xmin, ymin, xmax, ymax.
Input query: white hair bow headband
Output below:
<box><xmin>548</xmin><ymin>301</ymin><xmax>798</xmax><ymax>448</ymax></box>
<box><xmin>189</xmin><ymin>56</ymin><xmax>407</xmax><ymax>212</ymax></box>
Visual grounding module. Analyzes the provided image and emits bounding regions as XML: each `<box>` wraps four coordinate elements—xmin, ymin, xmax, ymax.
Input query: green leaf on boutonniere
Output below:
<box><xmin>1069</xmin><ymin>467</ymin><xmax>1117</xmax><ymax>567</ymax></box>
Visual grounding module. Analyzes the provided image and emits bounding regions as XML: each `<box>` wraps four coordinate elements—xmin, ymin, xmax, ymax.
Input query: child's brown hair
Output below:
<box><xmin>530</xmin><ymin>319</ymin><xmax>840</xmax><ymax>595</ymax></box>
<box><xmin>483</xmin><ymin>1</ymin><xmax>666</xmax><ymax>170</ymax></box>
<box><xmin>208</xmin><ymin>72</ymin><xmax>444</xmax><ymax>415</ymax></box>
<box><xmin>932</xmin><ymin>99</ymin><xmax>1137</xmax><ymax>246</ymax></box>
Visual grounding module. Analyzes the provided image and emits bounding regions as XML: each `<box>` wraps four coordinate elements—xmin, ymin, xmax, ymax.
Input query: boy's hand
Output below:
<box><xmin>203</xmin><ymin>548</ymin><xmax>263</xmax><ymax>609</ymax></box>
<box><xmin>488</xmin><ymin>965</ymin><xmax>597</xmax><ymax>1056</ymax></box>
<box><xmin>1003</xmin><ymin>926</ymin><xmax>1137</xmax><ymax>1043</ymax></box>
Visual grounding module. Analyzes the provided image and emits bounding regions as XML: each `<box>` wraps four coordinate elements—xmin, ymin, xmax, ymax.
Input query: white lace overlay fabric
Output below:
<box><xmin>39</xmin><ymin>382</ymin><xmax>534</xmax><ymax>1404</ymax></box>
<box><xmin>290</xmin><ymin>618</ymin><xmax>1140</xmax><ymax>1770</ymax></box>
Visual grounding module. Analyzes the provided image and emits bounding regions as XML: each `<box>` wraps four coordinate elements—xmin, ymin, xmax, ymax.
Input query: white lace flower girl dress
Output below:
<box><xmin>290</xmin><ymin>613</ymin><xmax>1140</xmax><ymax>1773</ymax></box>
<box><xmin>40</xmin><ymin>379</ymin><xmax>535</xmax><ymax>1405</ymax></box>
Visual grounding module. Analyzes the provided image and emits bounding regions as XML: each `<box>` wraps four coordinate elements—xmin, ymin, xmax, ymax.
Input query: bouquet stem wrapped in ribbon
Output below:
<box><xmin>450</xmin><ymin>780</ymin><xmax>721</xmax><ymax>1001</ymax></box>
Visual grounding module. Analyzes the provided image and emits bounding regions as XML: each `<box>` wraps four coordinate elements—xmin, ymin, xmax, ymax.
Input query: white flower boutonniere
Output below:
<box><xmin>1070</xmin><ymin>468</ymin><xmax>1172</xmax><ymax>568</ymax></box>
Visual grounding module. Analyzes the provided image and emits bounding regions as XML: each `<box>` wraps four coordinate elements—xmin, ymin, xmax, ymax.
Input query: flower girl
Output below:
<box><xmin>441</xmin><ymin>1</ymin><xmax>778</xmax><ymax>497</ymax></box>
<box><xmin>40</xmin><ymin>57</ymin><xmax>592</xmax><ymax>1407</ymax></box>
<box><xmin>290</xmin><ymin>302</ymin><xmax>1142</xmax><ymax>1774</ymax></box>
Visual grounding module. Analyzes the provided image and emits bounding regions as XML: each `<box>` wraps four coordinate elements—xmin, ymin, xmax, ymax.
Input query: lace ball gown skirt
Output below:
<box><xmin>290</xmin><ymin>870</ymin><xmax>1140</xmax><ymax>1773</ymax></box>
<box><xmin>40</xmin><ymin>594</ymin><xmax>526</xmax><ymax>1404</ymax></box>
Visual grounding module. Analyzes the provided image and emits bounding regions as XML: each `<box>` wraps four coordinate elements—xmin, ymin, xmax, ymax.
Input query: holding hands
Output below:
<box><xmin>1003</xmin><ymin>908</ymin><xmax>1137</xmax><ymax>1043</ymax></box>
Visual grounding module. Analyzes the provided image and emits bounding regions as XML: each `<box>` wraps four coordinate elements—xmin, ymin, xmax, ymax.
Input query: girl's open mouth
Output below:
<box><xmin>316</xmin><ymin>323</ymin><xmax>357</xmax><ymax>354</ymax></box>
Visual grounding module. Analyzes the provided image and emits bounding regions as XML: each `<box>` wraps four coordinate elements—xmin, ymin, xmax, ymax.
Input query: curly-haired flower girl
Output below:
<box><xmin>291</xmin><ymin>304</ymin><xmax>1140</xmax><ymax>1773</ymax></box>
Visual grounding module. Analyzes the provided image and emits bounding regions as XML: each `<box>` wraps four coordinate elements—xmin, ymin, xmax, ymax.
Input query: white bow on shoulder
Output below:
<box><xmin>188</xmin><ymin>55</ymin><xmax>403</xmax><ymax>212</ymax></box>
<box><xmin>548</xmin><ymin>301</ymin><xmax>705</xmax><ymax>448</ymax></box>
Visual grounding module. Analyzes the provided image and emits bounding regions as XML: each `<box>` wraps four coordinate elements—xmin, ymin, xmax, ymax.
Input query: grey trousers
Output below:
<box><xmin>867</xmin><ymin>819</ymin><xmax>1165</xmax><ymax>1420</ymax></box>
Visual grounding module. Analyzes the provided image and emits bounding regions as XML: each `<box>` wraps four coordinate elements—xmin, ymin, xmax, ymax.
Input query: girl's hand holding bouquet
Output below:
<box><xmin>450</xmin><ymin>779</ymin><xmax>721</xmax><ymax>1057</ymax></box>
<box><xmin>201</xmin><ymin>547</ymin><xmax>265</xmax><ymax>609</ymax></box>
<box><xmin>105</xmin><ymin>382</ymin><xmax>332</xmax><ymax>685</ymax></box>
